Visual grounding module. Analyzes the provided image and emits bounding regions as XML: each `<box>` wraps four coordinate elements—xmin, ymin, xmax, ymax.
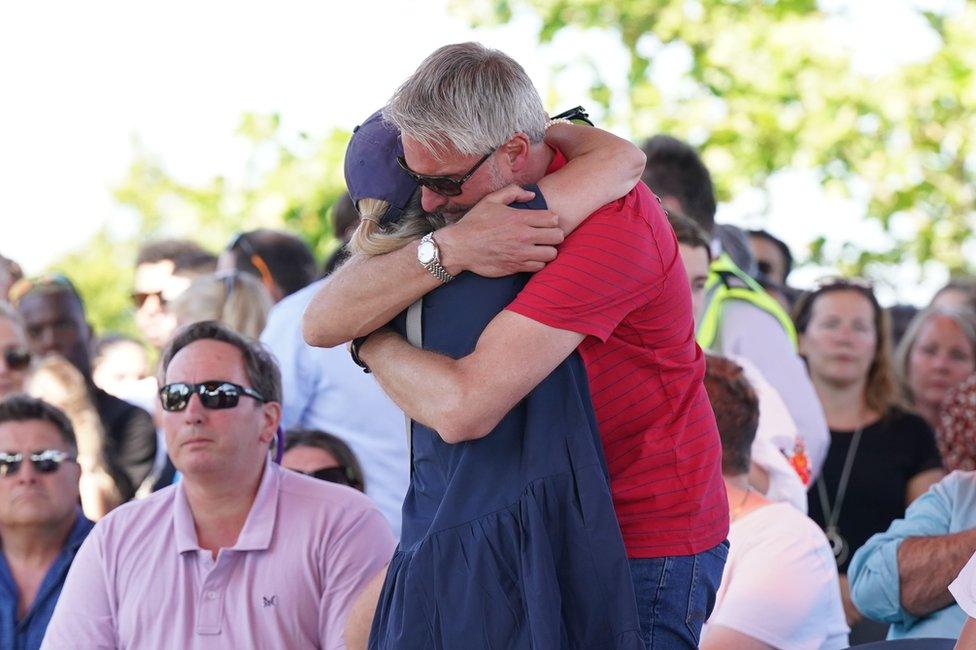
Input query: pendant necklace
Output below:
<box><xmin>816</xmin><ymin>424</ymin><xmax>864</xmax><ymax>567</ymax></box>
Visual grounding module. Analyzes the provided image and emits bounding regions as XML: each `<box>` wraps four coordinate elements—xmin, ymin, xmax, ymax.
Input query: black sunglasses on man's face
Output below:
<box><xmin>159</xmin><ymin>381</ymin><xmax>266</xmax><ymax>412</ymax></box>
<box><xmin>2</xmin><ymin>346</ymin><xmax>31</xmax><ymax>371</ymax></box>
<box><xmin>0</xmin><ymin>449</ymin><xmax>76</xmax><ymax>478</ymax></box>
<box><xmin>396</xmin><ymin>148</ymin><xmax>496</xmax><ymax>198</ymax></box>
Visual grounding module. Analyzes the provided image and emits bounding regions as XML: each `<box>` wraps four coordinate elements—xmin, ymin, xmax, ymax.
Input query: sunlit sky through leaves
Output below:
<box><xmin>0</xmin><ymin>0</ymin><xmax>959</xmax><ymax>304</ymax></box>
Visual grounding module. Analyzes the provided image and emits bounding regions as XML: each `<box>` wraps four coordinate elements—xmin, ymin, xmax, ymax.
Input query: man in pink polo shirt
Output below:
<box><xmin>42</xmin><ymin>321</ymin><xmax>394</xmax><ymax>649</ymax></box>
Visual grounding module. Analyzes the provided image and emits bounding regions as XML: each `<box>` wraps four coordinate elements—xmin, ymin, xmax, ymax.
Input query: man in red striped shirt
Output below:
<box><xmin>304</xmin><ymin>42</ymin><xmax>728</xmax><ymax>647</ymax></box>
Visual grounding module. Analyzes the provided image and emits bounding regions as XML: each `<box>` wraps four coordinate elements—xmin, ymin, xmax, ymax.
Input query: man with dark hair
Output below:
<box><xmin>220</xmin><ymin>229</ymin><xmax>317</xmax><ymax>302</ymax></box>
<box><xmin>746</xmin><ymin>228</ymin><xmax>793</xmax><ymax>287</ymax></box>
<box><xmin>13</xmin><ymin>277</ymin><xmax>156</xmax><ymax>498</ymax></box>
<box><xmin>134</xmin><ymin>239</ymin><xmax>217</xmax><ymax>350</ymax></box>
<box><xmin>0</xmin><ymin>395</ymin><xmax>93</xmax><ymax>650</ymax></box>
<box><xmin>43</xmin><ymin>320</ymin><xmax>394</xmax><ymax>649</ymax></box>
<box><xmin>643</xmin><ymin>134</ymin><xmax>831</xmax><ymax>481</ymax></box>
<box><xmin>700</xmin><ymin>355</ymin><xmax>848</xmax><ymax>649</ymax></box>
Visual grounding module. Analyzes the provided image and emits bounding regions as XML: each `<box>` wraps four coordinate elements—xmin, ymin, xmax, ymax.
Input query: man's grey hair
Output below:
<box><xmin>384</xmin><ymin>42</ymin><xmax>548</xmax><ymax>157</ymax></box>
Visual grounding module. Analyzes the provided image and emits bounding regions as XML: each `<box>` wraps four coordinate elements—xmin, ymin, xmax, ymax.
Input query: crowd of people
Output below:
<box><xmin>1</xmin><ymin>42</ymin><xmax>975</xmax><ymax>649</ymax></box>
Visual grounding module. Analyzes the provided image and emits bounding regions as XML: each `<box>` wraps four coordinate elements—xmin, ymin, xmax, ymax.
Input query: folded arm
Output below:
<box><xmin>302</xmin><ymin>123</ymin><xmax>642</xmax><ymax>348</ymax></box>
<box><xmin>358</xmin><ymin>311</ymin><xmax>584</xmax><ymax>443</ymax></box>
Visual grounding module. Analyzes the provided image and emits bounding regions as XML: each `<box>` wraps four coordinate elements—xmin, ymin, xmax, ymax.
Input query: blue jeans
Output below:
<box><xmin>628</xmin><ymin>541</ymin><xmax>729</xmax><ymax>649</ymax></box>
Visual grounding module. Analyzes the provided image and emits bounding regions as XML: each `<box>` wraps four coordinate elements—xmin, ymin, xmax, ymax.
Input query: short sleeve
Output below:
<box><xmin>908</xmin><ymin>415</ymin><xmax>944</xmax><ymax>475</ymax></box>
<box><xmin>506</xmin><ymin>191</ymin><xmax>668</xmax><ymax>343</ymax></box>
<box><xmin>950</xmin><ymin>551</ymin><xmax>976</xmax><ymax>618</ymax></box>
<box><xmin>41</xmin><ymin>528</ymin><xmax>117</xmax><ymax>649</ymax></box>
<box><xmin>709</xmin><ymin>518</ymin><xmax>846</xmax><ymax>649</ymax></box>
<box><xmin>319</xmin><ymin>508</ymin><xmax>396</xmax><ymax>649</ymax></box>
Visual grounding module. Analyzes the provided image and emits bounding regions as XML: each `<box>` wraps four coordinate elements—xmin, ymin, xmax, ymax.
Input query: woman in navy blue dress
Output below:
<box><xmin>344</xmin><ymin>111</ymin><xmax>645</xmax><ymax>649</ymax></box>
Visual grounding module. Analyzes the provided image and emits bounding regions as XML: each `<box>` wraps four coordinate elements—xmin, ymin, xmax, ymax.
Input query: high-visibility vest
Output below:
<box><xmin>696</xmin><ymin>253</ymin><xmax>798</xmax><ymax>351</ymax></box>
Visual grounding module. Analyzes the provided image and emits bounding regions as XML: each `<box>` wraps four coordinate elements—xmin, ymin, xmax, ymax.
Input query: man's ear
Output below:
<box><xmin>500</xmin><ymin>134</ymin><xmax>531</xmax><ymax>174</ymax></box>
<box><xmin>259</xmin><ymin>401</ymin><xmax>282</xmax><ymax>444</ymax></box>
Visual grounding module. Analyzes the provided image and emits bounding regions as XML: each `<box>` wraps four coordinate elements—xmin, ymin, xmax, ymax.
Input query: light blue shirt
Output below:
<box><xmin>848</xmin><ymin>470</ymin><xmax>976</xmax><ymax>639</ymax></box>
<box><xmin>261</xmin><ymin>280</ymin><xmax>409</xmax><ymax>537</ymax></box>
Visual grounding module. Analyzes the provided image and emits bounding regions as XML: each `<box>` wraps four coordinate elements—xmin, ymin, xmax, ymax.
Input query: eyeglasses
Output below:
<box><xmin>396</xmin><ymin>148</ymin><xmax>497</xmax><ymax>198</ymax></box>
<box><xmin>9</xmin><ymin>274</ymin><xmax>82</xmax><ymax>307</ymax></box>
<box><xmin>296</xmin><ymin>466</ymin><xmax>361</xmax><ymax>490</ymax></box>
<box><xmin>0</xmin><ymin>449</ymin><xmax>76</xmax><ymax>478</ymax></box>
<box><xmin>227</xmin><ymin>233</ymin><xmax>276</xmax><ymax>294</ymax></box>
<box><xmin>2</xmin><ymin>346</ymin><xmax>31</xmax><ymax>371</ymax></box>
<box><xmin>159</xmin><ymin>381</ymin><xmax>266</xmax><ymax>412</ymax></box>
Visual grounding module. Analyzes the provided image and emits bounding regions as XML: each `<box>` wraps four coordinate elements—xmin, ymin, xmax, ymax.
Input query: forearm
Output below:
<box><xmin>360</xmin><ymin>331</ymin><xmax>485</xmax><ymax>443</ymax></box>
<box><xmin>540</xmin><ymin>122</ymin><xmax>645</xmax><ymax>233</ymax></box>
<box><xmin>302</xmin><ymin>244</ymin><xmax>439</xmax><ymax>348</ymax></box>
<box><xmin>898</xmin><ymin>529</ymin><xmax>976</xmax><ymax>616</ymax></box>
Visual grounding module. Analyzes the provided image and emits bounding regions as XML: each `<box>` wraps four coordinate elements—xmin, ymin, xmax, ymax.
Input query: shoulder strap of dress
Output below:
<box><xmin>404</xmin><ymin>298</ymin><xmax>423</xmax><ymax>471</ymax></box>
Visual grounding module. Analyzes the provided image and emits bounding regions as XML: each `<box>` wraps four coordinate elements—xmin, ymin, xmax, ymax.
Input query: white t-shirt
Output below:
<box><xmin>703</xmin><ymin>501</ymin><xmax>850</xmax><ymax>650</ymax></box>
<box><xmin>949</xmin><ymin>550</ymin><xmax>976</xmax><ymax>618</ymax></box>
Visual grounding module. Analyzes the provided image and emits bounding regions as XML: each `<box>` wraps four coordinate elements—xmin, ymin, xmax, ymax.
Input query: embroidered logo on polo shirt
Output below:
<box><xmin>262</xmin><ymin>595</ymin><xmax>278</xmax><ymax>608</ymax></box>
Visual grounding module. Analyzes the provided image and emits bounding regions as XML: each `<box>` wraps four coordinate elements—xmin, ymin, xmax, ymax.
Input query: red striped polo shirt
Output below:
<box><xmin>506</xmin><ymin>154</ymin><xmax>728</xmax><ymax>558</ymax></box>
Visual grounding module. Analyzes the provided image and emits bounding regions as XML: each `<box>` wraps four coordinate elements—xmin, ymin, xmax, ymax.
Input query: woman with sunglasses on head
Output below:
<box><xmin>282</xmin><ymin>428</ymin><xmax>365</xmax><ymax>493</ymax></box>
<box><xmin>893</xmin><ymin>305</ymin><xmax>976</xmax><ymax>432</ymax></box>
<box><xmin>337</xmin><ymin>111</ymin><xmax>648</xmax><ymax>650</ymax></box>
<box><xmin>793</xmin><ymin>279</ymin><xmax>945</xmax><ymax>643</ymax></box>
<box><xmin>0</xmin><ymin>303</ymin><xmax>31</xmax><ymax>399</ymax></box>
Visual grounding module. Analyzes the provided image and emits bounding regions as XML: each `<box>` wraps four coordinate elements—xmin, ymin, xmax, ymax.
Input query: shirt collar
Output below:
<box><xmin>173</xmin><ymin>458</ymin><xmax>281</xmax><ymax>555</ymax></box>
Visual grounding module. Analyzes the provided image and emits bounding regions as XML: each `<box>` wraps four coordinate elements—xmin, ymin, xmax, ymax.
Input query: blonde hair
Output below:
<box><xmin>170</xmin><ymin>272</ymin><xmax>273</xmax><ymax>339</ymax></box>
<box><xmin>27</xmin><ymin>354</ymin><xmax>123</xmax><ymax>518</ymax></box>
<box><xmin>894</xmin><ymin>305</ymin><xmax>976</xmax><ymax>408</ymax></box>
<box><xmin>348</xmin><ymin>197</ymin><xmax>446</xmax><ymax>257</ymax></box>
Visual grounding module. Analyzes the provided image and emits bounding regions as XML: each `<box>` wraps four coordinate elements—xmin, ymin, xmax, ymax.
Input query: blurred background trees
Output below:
<box><xmin>47</xmin><ymin>0</ymin><xmax>976</xmax><ymax>336</ymax></box>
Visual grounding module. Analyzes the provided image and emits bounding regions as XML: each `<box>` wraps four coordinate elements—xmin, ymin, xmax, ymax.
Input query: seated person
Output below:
<box><xmin>0</xmin><ymin>395</ymin><xmax>93</xmax><ymax>650</ymax></box>
<box><xmin>700</xmin><ymin>355</ymin><xmax>849</xmax><ymax>650</ymax></box>
<box><xmin>42</xmin><ymin>321</ymin><xmax>395</xmax><ymax>649</ymax></box>
<box><xmin>281</xmin><ymin>428</ymin><xmax>366</xmax><ymax>492</ymax></box>
<box><xmin>849</xmin><ymin>377</ymin><xmax>976</xmax><ymax>640</ymax></box>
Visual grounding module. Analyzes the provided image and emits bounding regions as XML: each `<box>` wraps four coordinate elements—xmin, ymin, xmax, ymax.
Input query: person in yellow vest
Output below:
<box><xmin>642</xmin><ymin>134</ymin><xmax>829</xmax><ymax>481</ymax></box>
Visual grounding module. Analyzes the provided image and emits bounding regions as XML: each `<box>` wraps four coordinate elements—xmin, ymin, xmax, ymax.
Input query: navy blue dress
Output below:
<box><xmin>369</xmin><ymin>192</ymin><xmax>643</xmax><ymax>649</ymax></box>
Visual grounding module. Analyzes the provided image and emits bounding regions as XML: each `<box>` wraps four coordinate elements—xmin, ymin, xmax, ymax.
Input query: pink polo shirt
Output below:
<box><xmin>42</xmin><ymin>460</ymin><xmax>395</xmax><ymax>649</ymax></box>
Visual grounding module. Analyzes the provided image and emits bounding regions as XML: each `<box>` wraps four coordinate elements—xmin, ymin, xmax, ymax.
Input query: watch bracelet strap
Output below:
<box><xmin>425</xmin><ymin>259</ymin><xmax>455</xmax><ymax>284</ymax></box>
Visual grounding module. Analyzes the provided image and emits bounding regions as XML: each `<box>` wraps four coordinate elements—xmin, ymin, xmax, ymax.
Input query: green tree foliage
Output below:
<box><xmin>458</xmin><ymin>0</ymin><xmax>976</xmax><ymax>279</ymax></box>
<box><xmin>53</xmin><ymin>114</ymin><xmax>351</xmax><ymax>336</ymax></box>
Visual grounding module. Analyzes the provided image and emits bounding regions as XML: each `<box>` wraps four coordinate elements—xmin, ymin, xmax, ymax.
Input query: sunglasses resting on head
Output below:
<box><xmin>0</xmin><ymin>449</ymin><xmax>76</xmax><ymax>478</ymax></box>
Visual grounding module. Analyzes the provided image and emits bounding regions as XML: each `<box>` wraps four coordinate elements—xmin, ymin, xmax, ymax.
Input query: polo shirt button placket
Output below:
<box><xmin>197</xmin><ymin>584</ymin><xmax>223</xmax><ymax>635</ymax></box>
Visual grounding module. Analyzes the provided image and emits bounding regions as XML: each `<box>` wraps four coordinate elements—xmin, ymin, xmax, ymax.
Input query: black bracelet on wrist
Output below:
<box><xmin>349</xmin><ymin>335</ymin><xmax>372</xmax><ymax>373</ymax></box>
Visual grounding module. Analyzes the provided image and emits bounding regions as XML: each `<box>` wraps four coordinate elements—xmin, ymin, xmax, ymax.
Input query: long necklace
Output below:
<box><xmin>816</xmin><ymin>424</ymin><xmax>865</xmax><ymax>567</ymax></box>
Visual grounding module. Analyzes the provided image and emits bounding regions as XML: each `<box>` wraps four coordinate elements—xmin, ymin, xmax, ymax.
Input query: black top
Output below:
<box><xmin>92</xmin><ymin>388</ymin><xmax>157</xmax><ymax>500</ymax></box>
<box><xmin>808</xmin><ymin>408</ymin><xmax>942</xmax><ymax>573</ymax></box>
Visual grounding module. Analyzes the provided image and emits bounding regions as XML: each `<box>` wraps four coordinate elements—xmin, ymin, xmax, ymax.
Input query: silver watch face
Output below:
<box><xmin>418</xmin><ymin>241</ymin><xmax>436</xmax><ymax>265</ymax></box>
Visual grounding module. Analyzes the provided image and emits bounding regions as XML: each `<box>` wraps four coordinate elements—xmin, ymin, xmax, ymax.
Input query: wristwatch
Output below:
<box><xmin>417</xmin><ymin>232</ymin><xmax>455</xmax><ymax>284</ymax></box>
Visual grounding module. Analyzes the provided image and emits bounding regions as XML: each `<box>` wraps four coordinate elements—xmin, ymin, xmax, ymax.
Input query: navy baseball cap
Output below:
<box><xmin>344</xmin><ymin>109</ymin><xmax>418</xmax><ymax>226</ymax></box>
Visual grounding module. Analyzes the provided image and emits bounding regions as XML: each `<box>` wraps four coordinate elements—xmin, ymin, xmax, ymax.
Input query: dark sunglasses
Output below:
<box><xmin>131</xmin><ymin>290</ymin><xmax>165</xmax><ymax>309</ymax></box>
<box><xmin>3</xmin><ymin>346</ymin><xmax>31</xmax><ymax>371</ymax></box>
<box><xmin>296</xmin><ymin>466</ymin><xmax>361</xmax><ymax>490</ymax></box>
<box><xmin>0</xmin><ymin>449</ymin><xmax>76</xmax><ymax>478</ymax></box>
<box><xmin>159</xmin><ymin>381</ymin><xmax>266</xmax><ymax>412</ymax></box>
<box><xmin>396</xmin><ymin>148</ymin><xmax>496</xmax><ymax>198</ymax></box>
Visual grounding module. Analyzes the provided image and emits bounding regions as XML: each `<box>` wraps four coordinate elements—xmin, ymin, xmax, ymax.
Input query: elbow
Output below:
<box><xmin>624</xmin><ymin>146</ymin><xmax>647</xmax><ymax>188</ymax></box>
<box><xmin>433</xmin><ymin>390</ymin><xmax>497</xmax><ymax>444</ymax></box>
<box><xmin>301</xmin><ymin>307</ymin><xmax>343</xmax><ymax>349</ymax></box>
